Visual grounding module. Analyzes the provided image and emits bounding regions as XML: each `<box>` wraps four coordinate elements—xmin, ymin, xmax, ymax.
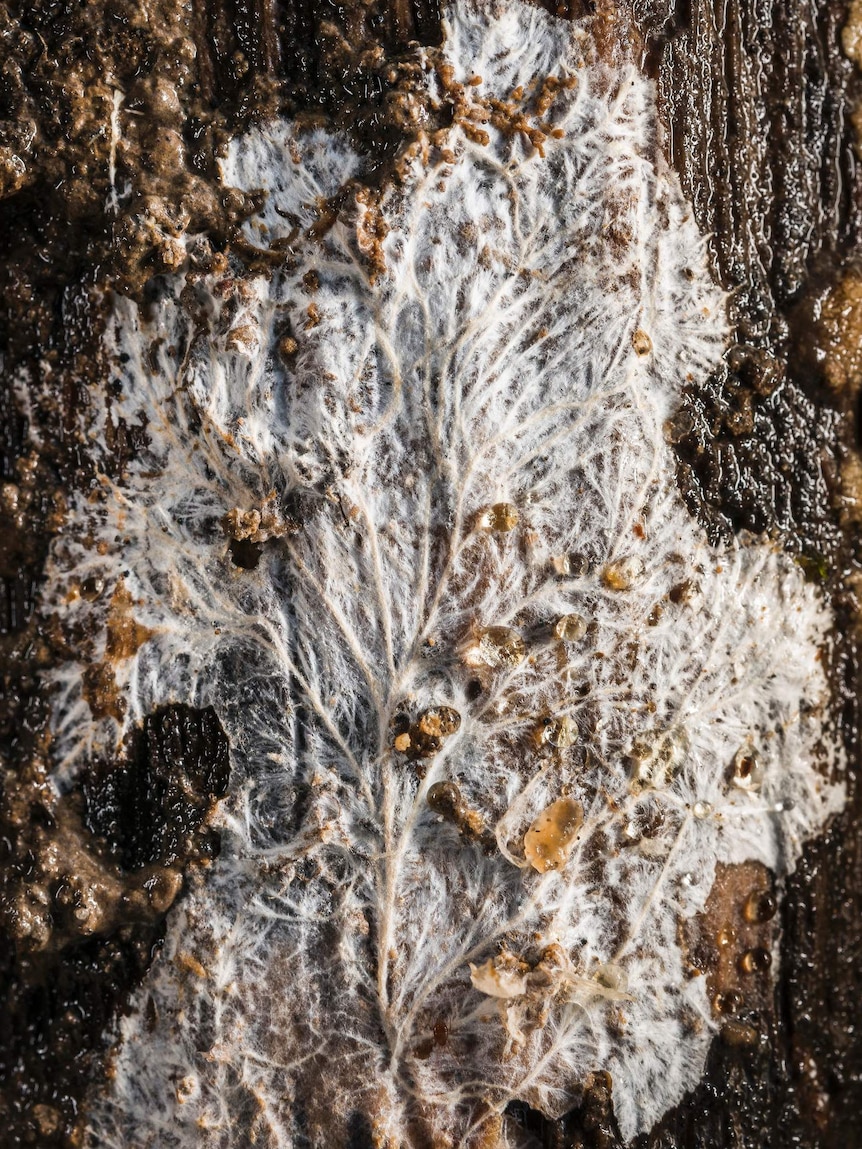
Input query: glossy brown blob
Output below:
<box><xmin>523</xmin><ymin>798</ymin><xmax>584</xmax><ymax>873</ymax></box>
<box><xmin>395</xmin><ymin>706</ymin><xmax>461</xmax><ymax>761</ymax></box>
<box><xmin>738</xmin><ymin>947</ymin><xmax>773</xmax><ymax>976</ymax></box>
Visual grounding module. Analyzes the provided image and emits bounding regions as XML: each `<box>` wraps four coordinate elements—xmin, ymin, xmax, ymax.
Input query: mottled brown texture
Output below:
<box><xmin>2</xmin><ymin>0</ymin><xmax>862</xmax><ymax>1145</ymax></box>
<box><xmin>0</xmin><ymin>704</ymin><xmax>230</xmax><ymax>1147</ymax></box>
<box><xmin>682</xmin><ymin>862</ymin><xmax>777</xmax><ymax>1035</ymax></box>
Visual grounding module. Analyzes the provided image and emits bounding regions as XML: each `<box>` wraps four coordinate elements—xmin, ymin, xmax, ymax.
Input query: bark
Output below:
<box><xmin>0</xmin><ymin>0</ymin><xmax>860</xmax><ymax>1146</ymax></box>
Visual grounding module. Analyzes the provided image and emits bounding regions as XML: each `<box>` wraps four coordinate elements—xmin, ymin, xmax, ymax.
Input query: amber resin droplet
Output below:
<box><xmin>716</xmin><ymin>924</ymin><xmax>737</xmax><ymax>948</ymax></box>
<box><xmin>602</xmin><ymin>555</ymin><xmax>644</xmax><ymax>590</ymax></box>
<box><xmin>555</xmin><ymin>613</ymin><xmax>587</xmax><ymax>642</ymax></box>
<box><xmin>713</xmin><ymin>989</ymin><xmax>744</xmax><ymax>1015</ymax></box>
<box><xmin>478</xmin><ymin>502</ymin><xmax>519</xmax><ymax>531</ymax></box>
<box><xmin>738</xmin><ymin>946</ymin><xmax>772</xmax><ymax>974</ymax></box>
<box><xmin>742</xmin><ymin>890</ymin><xmax>777</xmax><ymax>924</ymax></box>
<box><xmin>476</xmin><ymin>626</ymin><xmax>526</xmax><ymax>669</ymax></box>
<box><xmin>524</xmin><ymin>798</ymin><xmax>584</xmax><ymax>872</ymax></box>
<box><xmin>80</xmin><ymin>575</ymin><xmax>106</xmax><ymax>601</ymax></box>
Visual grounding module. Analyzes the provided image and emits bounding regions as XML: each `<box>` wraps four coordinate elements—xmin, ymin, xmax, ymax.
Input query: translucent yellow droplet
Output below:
<box><xmin>476</xmin><ymin>626</ymin><xmax>526</xmax><ymax>669</ymax></box>
<box><xmin>555</xmin><ymin>613</ymin><xmax>587</xmax><ymax>642</ymax></box>
<box><xmin>602</xmin><ymin>556</ymin><xmax>644</xmax><ymax>591</ymax></box>
<box><xmin>524</xmin><ymin>798</ymin><xmax>583</xmax><ymax>873</ymax></box>
<box><xmin>478</xmin><ymin>502</ymin><xmax>519</xmax><ymax>532</ymax></box>
<box><xmin>537</xmin><ymin>715</ymin><xmax>578</xmax><ymax>749</ymax></box>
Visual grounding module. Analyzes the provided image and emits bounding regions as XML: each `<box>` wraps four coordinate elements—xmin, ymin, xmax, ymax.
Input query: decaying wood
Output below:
<box><xmin>1</xmin><ymin>0</ymin><xmax>861</xmax><ymax>1146</ymax></box>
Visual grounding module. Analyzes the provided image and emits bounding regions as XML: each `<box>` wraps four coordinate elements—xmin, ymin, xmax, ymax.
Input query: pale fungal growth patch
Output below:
<box><xmin>39</xmin><ymin>0</ymin><xmax>845</xmax><ymax>1144</ymax></box>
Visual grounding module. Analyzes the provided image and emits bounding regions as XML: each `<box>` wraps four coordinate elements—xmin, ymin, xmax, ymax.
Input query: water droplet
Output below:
<box><xmin>693</xmin><ymin>800</ymin><xmax>713</xmax><ymax>820</ymax></box>
<box><xmin>742</xmin><ymin>890</ymin><xmax>777</xmax><ymax>924</ymax></box>
<box><xmin>602</xmin><ymin>555</ymin><xmax>644</xmax><ymax>591</ymax></box>
<box><xmin>537</xmin><ymin>714</ymin><xmax>578</xmax><ymax>749</ymax></box>
<box><xmin>478</xmin><ymin>502</ymin><xmax>519</xmax><ymax>531</ymax></box>
<box><xmin>80</xmin><ymin>575</ymin><xmax>105</xmax><ymax>601</ymax></box>
<box><xmin>713</xmin><ymin>989</ymin><xmax>744</xmax><ymax>1015</ymax></box>
<box><xmin>477</xmin><ymin>626</ymin><xmax>526</xmax><ymax>669</ymax></box>
<box><xmin>555</xmin><ymin>613</ymin><xmax>587</xmax><ymax>642</ymax></box>
<box><xmin>716</xmin><ymin>925</ymin><xmax>737</xmax><ymax>948</ymax></box>
<box><xmin>738</xmin><ymin>947</ymin><xmax>772</xmax><ymax>974</ymax></box>
<box><xmin>552</xmin><ymin>552</ymin><xmax>590</xmax><ymax>578</ymax></box>
<box><xmin>732</xmin><ymin>747</ymin><xmax>764</xmax><ymax>792</ymax></box>
<box><xmin>523</xmin><ymin>798</ymin><xmax>583</xmax><ymax>873</ymax></box>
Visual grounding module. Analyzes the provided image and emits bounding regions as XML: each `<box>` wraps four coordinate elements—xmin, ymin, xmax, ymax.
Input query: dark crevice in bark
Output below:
<box><xmin>639</xmin><ymin>0</ymin><xmax>862</xmax><ymax>558</ymax></box>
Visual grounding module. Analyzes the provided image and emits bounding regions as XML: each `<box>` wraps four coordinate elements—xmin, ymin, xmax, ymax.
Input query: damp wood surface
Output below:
<box><xmin>1</xmin><ymin>0</ymin><xmax>861</xmax><ymax>1146</ymax></box>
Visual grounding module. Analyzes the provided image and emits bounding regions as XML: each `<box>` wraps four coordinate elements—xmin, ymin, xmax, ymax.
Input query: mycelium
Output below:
<box><xmin>41</xmin><ymin>1</ymin><xmax>844</xmax><ymax>1144</ymax></box>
